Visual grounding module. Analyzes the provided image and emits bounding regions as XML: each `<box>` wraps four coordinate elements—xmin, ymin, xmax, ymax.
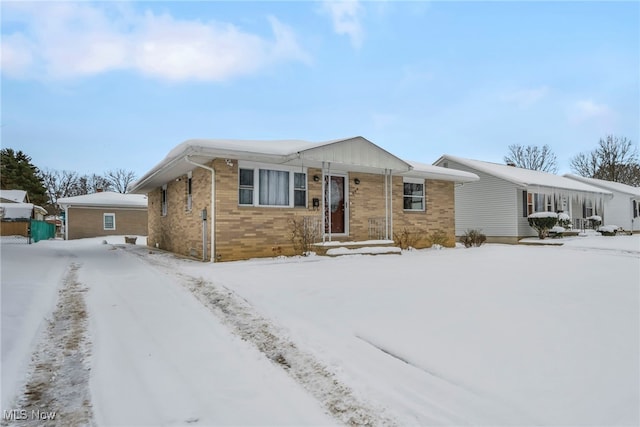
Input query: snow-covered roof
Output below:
<box><xmin>131</xmin><ymin>136</ymin><xmax>414</xmax><ymax>194</ymax></box>
<box><xmin>0</xmin><ymin>202</ymin><xmax>46</xmax><ymax>219</ymax></box>
<box><xmin>436</xmin><ymin>155</ymin><xmax>612</xmax><ymax>195</ymax></box>
<box><xmin>57</xmin><ymin>192</ymin><xmax>148</xmax><ymax>208</ymax></box>
<box><xmin>563</xmin><ymin>174</ymin><xmax>640</xmax><ymax>197</ymax></box>
<box><xmin>403</xmin><ymin>160</ymin><xmax>479</xmax><ymax>183</ymax></box>
<box><xmin>0</xmin><ymin>190</ymin><xmax>28</xmax><ymax>203</ymax></box>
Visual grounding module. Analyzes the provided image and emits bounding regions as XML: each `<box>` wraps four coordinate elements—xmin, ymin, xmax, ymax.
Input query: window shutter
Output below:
<box><xmin>582</xmin><ymin>202</ymin><xmax>586</xmax><ymax>218</ymax></box>
<box><xmin>634</xmin><ymin>200</ymin><xmax>637</xmax><ymax>218</ymax></box>
<box><xmin>522</xmin><ymin>191</ymin><xmax>527</xmax><ymax>217</ymax></box>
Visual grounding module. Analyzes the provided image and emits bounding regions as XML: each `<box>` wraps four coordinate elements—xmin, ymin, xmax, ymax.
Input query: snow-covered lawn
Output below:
<box><xmin>2</xmin><ymin>234</ymin><xmax>639</xmax><ymax>425</ymax></box>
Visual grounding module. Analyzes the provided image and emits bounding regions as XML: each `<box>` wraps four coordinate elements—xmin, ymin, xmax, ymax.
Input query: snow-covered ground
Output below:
<box><xmin>2</xmin><ymin>234</ymin><xmax>639</xmax><ymax>425</ymax></box>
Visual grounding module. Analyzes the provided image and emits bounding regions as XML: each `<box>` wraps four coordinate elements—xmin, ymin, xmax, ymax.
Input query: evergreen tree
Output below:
<box><xmin>1</xmin><ymin>148</ymin><xmax>48</xmax><ymax>206</ymax></box>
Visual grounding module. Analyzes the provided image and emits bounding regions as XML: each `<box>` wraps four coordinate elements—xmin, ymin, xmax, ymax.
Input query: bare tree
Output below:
<box><xmin>40</xmin><ymin>169</ymin><xmax>82</xmax><ymax>215</ymax></box>
<box><xmin>106</xmin><ymin>169</ymin><xmax>137</xmax><ymax>193</ymax></box>
<box><xmin>504</xmin><ymin>144</ymin><xmax>558</xmax><ymax>173</ymax></box>
<box><xmin>570</xmin><ymin>135</ymin><xmax>639</xmax><ymax>185</ymax></box>
<box><xmin>77</xmin><ymin>174</ymin><xmax>113</xmax><ymax>194</ymax></box>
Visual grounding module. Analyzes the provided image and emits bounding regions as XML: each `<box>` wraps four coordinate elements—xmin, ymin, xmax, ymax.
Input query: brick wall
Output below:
<box><xmin>146</xmin><ymin>159</ymin><xmax>457</xmax><ymax>262</ymax></box>
<box><xmin>67</xmin><ymin>207</ymin><xmax>147</xmax><ymax>240</ymax></box>
<box><xmin>147</xmin><ymin>165</ymin><xmax>212</xmax><ymax>259</ymax></box>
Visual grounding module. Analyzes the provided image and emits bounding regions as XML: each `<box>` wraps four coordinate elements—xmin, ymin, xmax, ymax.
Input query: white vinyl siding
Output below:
<box><xmin>443</xmin><ymin>161</ymin><xmax>520</xmax><ymax>237</ymax></box>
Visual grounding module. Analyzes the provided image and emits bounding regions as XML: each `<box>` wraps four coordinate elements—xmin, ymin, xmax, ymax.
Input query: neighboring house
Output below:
<box><xmin>0</xmin><ymin>189</ymin><xmax>48</xmax><ymax>236</ymax></box>
<box><xmin>564</xmin><ymin>174</ymin><xmax>640</xmax><ymax>232</ymax></box>
<box><xmin>433</xmin><ymin>155</ymin><xmax>613</xmax><ymax>243</ymax></box>
<box><xmin>57</xmin><ymin>192</ymin><xmax>148</xmax><ymax>240</ymax></box>
<box><xmin>129</xmin><ymin>137</ymin><xmax>478</xmax><ymax>262</ymax></box>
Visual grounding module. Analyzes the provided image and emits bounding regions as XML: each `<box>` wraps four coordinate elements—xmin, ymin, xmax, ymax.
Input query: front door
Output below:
<box><xmin>325</xmin><ymin>175</ymin><xmax>345</xmax><ymax>234</ymax></box>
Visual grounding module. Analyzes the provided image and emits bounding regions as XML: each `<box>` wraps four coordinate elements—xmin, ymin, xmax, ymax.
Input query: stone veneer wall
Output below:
<box><xmin>146</xmin><ymin>159</ymin><xmax>457</xmax><ymax>262</ymax></box>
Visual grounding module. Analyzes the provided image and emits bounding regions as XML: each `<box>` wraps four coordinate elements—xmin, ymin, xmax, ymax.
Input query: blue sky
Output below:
<box><xmin>2</xmin><ymin>1</ymin><xmax>638</xmax><ymax>179</ymax></box>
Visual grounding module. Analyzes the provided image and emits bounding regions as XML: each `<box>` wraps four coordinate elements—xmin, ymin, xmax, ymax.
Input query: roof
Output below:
<box><xmin>0</xmin><ymin>189</ymin><xmax>28</xmax><ymax>203</ymax></box>
<box><xmin>563</xmin><ymin>174</ymin><xmax>640</xmax><ymax>197</ymax></box>
<box><xmin>435</xmin><ymin>155</ymin><xmax>612</xmax><ymax>195</ymax></box>
<box><xmin>0</xmin><ymin>202</ymin><xmax>46</xmax><ymax>219</ymax></box>
<box><xmin>403</xmin><ymin>160</ymin><xmax>479</xmax><ymax>183</ymax></box>
<box><xmin>57</xmin><ymin>192</ymin><xmax>148</xmax><ymax>208</ymax></box>
<box><xmin>130</xmin><ymin>136</ymin><xmax>415</xmax><ymax>194</ymax></box>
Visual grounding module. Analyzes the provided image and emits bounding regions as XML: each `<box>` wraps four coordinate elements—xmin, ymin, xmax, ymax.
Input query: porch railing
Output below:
<box><xmin>368</xmin><ymin>217</ymin><xmax>387</xmax><ymax>240</ymax></box>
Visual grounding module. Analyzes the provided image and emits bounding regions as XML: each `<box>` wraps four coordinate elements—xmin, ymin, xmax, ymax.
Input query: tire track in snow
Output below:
<box><xmin>123</xmin><ymin>246</ymin><xmax>398</xmax><ymax>427</ymax></box>
<box><xmin>2</xmin><ymin>263</ymin><xmax>94</xmax><ymax>427</ymax></box>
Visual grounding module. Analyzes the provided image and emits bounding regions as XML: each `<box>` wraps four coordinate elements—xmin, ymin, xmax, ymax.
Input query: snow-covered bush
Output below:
<box><xmin>528</xmin><ymin>212</ymin><xmax>558</xmax><ymax>239</ymax></box>
<box><xmin>460</xmin><ymin>229</ymin><xmax>486</xmax><ymax>248</ymax></box>
<box><xmin>598</xmin><ymin>225</ymin><xmax>618</xmax><ymax>236</ymax></box>
<box><xmin>557</xmin><ymin>212</ymin><xmax>572</xmax><ymax>229</ymax></box>
<box><xmin>587</xmin><ymin>215</ymin><xmax>602</xmax><ymax>229</ymax></box>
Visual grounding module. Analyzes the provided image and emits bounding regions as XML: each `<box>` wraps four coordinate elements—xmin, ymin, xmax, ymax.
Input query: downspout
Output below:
<box><xmin>64</xmin><ymin>205</ymin><xmax>69</xmax><ymax>241</ymax></box>
<box><xmin>186</xmin><ymin>156</ymin><xmax>216</xmax><ymax>262</ymax></box>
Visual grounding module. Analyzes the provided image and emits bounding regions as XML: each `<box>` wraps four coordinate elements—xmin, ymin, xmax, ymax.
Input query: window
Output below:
<box><xmin>238</xmin><ymin>163</ymin><xmax>307</xmax><ymax>208</ymax></box>
<box><xmin>294</xmin><ymin>172</ymin><xmax>306</xmax><ymax>207</ymax></box>
<box><xmin>584</xmin><ymin>199</ymin><xmax>594</xmax><ymax>217</ymax></box>
<box><xmin>259</xmin><ymin>169</ymin><xmax>289</xmax><ymax>206</ymax></box>
<box><xmin>161</xmin><ymin>185</ymin><xmax>168</xmax><ymax>216</ymax></box>
<box><xmin>526</xmin><ymin>192</ymin><xmax>553</xmax><ymax>215</ymax></box>
<box><xmin>186</xmin><ymin>172</ymin><xmax>192</xmax><ymax>211</ymax></box>
<box><xmin>634</xmin><ymin>200</ymin><xmax>639</xmax><ymax>218</ymax></box>
<box><xmin>239</xmin><ymin>168</ymin><xmax>254</xmax><ymax>205</ymax></box>
<box><xmin>403</xmin><ymin>178</ymin><xmax>425</xmax><ymax>211</ymax></box>
<box><xmin>103</xmin><ymin>213</ymin><xmax>116</xmax><ymax>230</ymax></box>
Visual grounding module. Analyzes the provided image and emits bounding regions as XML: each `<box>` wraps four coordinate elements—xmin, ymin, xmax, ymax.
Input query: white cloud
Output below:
<box><xmin>0</xmin><ymin>2</ymin><xmax>310</xmax><ymax>82</ymax></box>
<box><xmin>501</xmin><ymin>86</ymin><xmax>549</xmax><ymax>108</ymax></box>
<box><xmin>322</xmin><ymin>0</ymin><xmax>364</xmax><ymax>48</ymax></box>
<box><xmin>569</xmin><ymin>99</ymin><xmax>614</xmax><ymax>125</ymax></box>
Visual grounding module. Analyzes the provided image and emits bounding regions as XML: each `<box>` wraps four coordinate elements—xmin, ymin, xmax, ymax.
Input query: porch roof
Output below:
<box><xmin>130</xmin><ymin>136</ymin><xmax>413</xmax><ymax>193</ymax></box>
<box><xmin>563</xmin><ymin>174</ymin><xmax>640</xmax><ymax>197</ymax></box>
<box><xmin>403</xmin><ymin>160</ymin><xmax>479</xmax><ymax>183</ymax></box>
<box><xmin>436</xmin><ymin>155</ymin><xmax>613</xmax><ymax>195</ymax></box>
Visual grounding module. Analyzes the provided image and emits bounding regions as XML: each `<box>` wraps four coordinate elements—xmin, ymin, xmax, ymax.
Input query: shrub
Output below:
<box><xmin>427</xmin><ymin>230</ymin><xmax>449</xmax><ymax>247</ymax></box>
<box><xmin>528</xmin><ymin>212</ymin><xmax>558</xmax><ymax>239</ymax></box>
<box><xmin>587</xmin><ymin>215</ymin><xmax>602</xmax><ymax>229</ymax></box>
<box><xmin>289</xmin><ymin>217</ymin><xmax>320</xmax><ymax>256</ymax></box>
<box><xmin>598</xmin><ymin>225</ymin><xmax>618</xmax><ymax>236</ymax></box>
<box><xmin>460</xmin><ymin>229</ymin><xmax>486</xmax><ymax>248</ymax></box>
<box><xmin>393</xmin><ymin>228</ymin><xmax>426</xmax><ymax>250</ymax></box>
<box><xmin>557</xmin><ymin>212</ymin><xmax>572</xmax><ymax>229</ymax></box>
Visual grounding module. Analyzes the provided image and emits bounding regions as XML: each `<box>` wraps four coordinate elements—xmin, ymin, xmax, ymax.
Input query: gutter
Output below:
<box><xmin>185</xmin><ymin>156</ymin><xmax>216</xmax><ymax>262</ymax></box>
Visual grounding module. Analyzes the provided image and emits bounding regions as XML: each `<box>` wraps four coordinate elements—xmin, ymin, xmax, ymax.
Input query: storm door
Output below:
<box><xmin>324</xmin><ymin>175</ymin><xmax>346</xmax><ymax>234</ymax></box>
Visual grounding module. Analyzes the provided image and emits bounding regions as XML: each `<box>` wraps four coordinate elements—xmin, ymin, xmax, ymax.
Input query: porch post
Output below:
<box><xmin>327</xmin><ymin>162</ymin><xmax>332</xmax><ymax>242</ymax></box>
<box><xmin>389</xmin><ymin>170</ymin><xmax>393</xmax><ymax>241</ymax></box>
<box><xmin>384</xmin><ymin>168</ymin><xmax>389</xmax><ymax>240</ymax></box>
<box><xmin>322</xmin><ymin>162</ymin><xmax>326</xmax><ymax>243</ymax></box>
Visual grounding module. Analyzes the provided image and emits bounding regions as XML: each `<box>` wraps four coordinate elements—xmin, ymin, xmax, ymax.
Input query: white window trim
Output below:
<box><xmin>103</xmin><ymin>213</ymin><xmax>116</xmax><ymax>230</ymax></box>
<box><xmin>403</xmin><ymin>177</ymin><xmax>425</xmax><ymax>211</ymax></box>
<box><xmin>238</xmin><ymin>161</ymin><xmax>307</xmax><ymax>208</ymax></box>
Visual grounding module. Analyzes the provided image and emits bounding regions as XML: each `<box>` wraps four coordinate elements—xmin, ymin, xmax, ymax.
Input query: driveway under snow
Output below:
<box><xmin>2</xmin><ymin>234</ymin><xmax>639</xmax><ymax>426</ymax></box>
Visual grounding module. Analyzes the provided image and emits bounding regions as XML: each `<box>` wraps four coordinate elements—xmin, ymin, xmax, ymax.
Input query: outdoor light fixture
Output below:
<box><xmin>313</xmin><ymin>175</ymin><xmax>320</xmax><ymax>182</ymax></box>
<box><xmin>225</xmin><ymin>159</ymin><xmax>234</xmax><ymax>167</ymax></box>
<box><xmin>354</xmin><ymin>178</ymin><xmax>361</xmax><ymax>185</ymax></box>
